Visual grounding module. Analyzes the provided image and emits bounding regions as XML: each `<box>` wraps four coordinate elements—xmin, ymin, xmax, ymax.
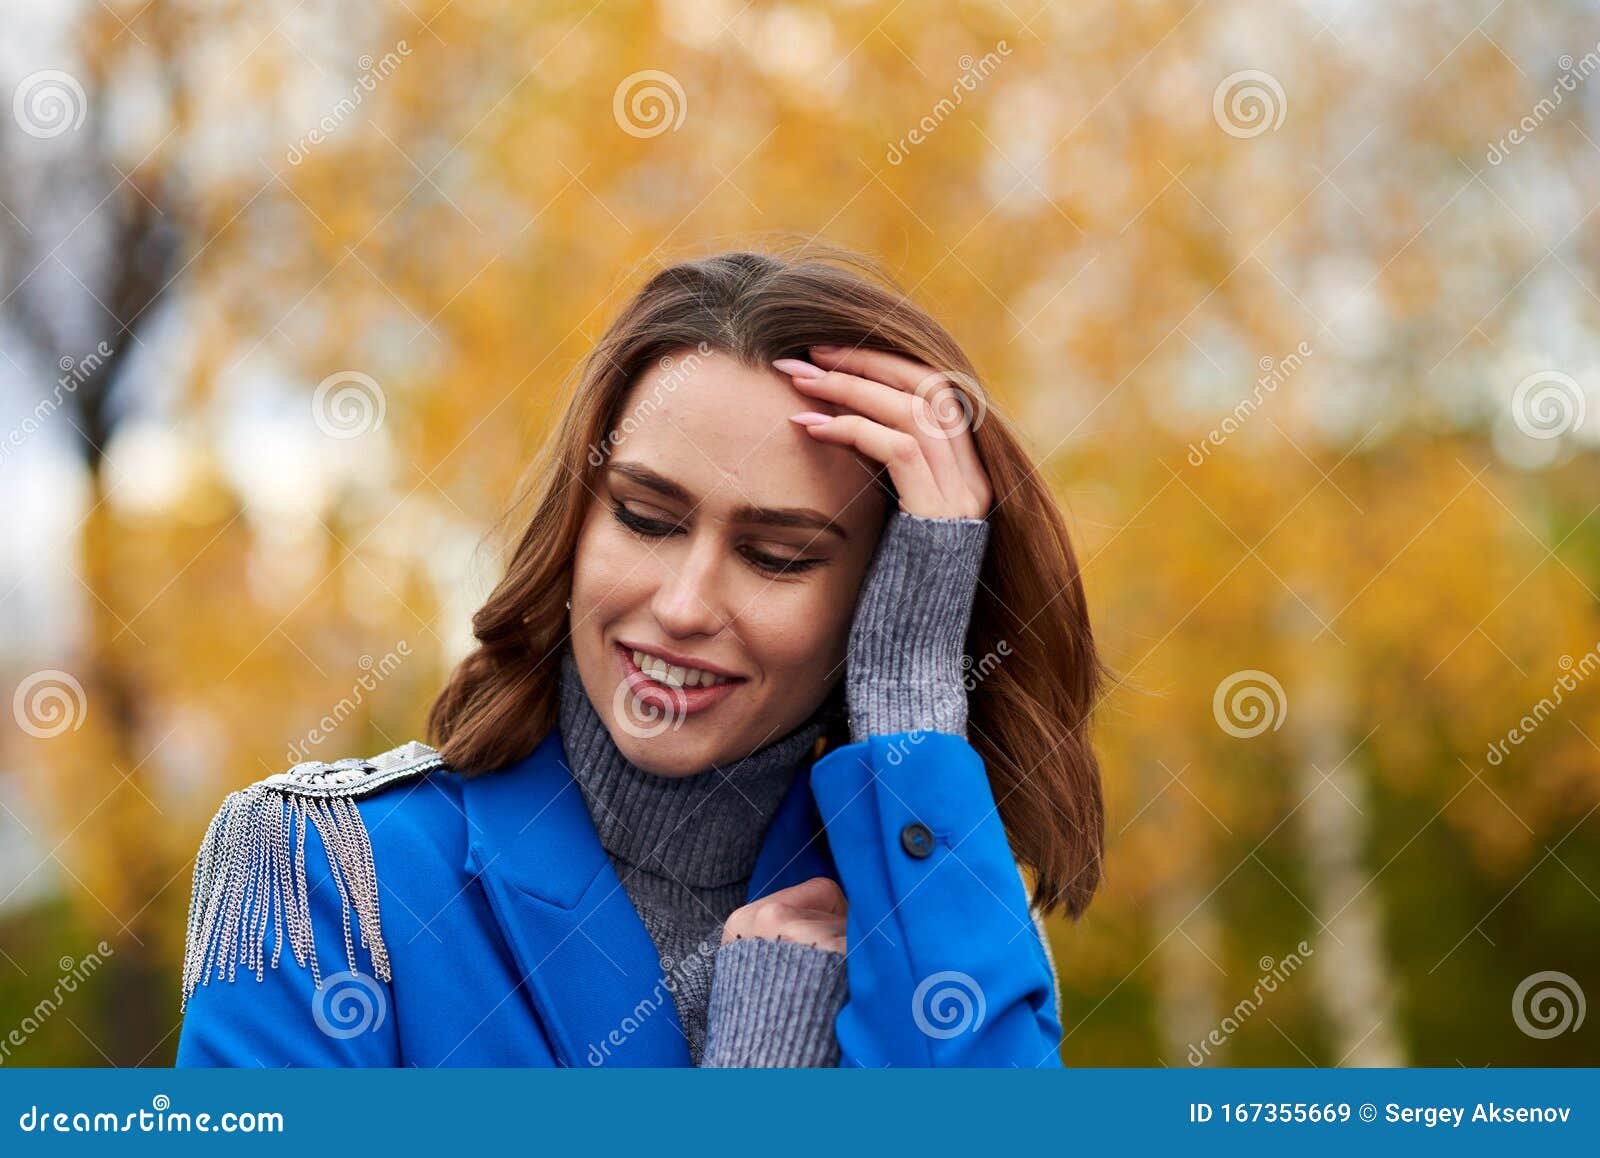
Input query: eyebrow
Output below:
<box><xmin>605</xmin><ymin>461</ymin><xmax>850</xmax><ymax>542</ymax></box>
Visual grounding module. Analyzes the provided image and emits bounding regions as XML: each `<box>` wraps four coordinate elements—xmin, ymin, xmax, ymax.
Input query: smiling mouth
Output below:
<box><xmin>626</xmin><ymin>648</ymin><xmax>736</xmax><ymax>688</ymax></box>
<box><xmin>613</xmin><ymin>643</ymin><xmax>744</xmax><ymax>715</ymax></box>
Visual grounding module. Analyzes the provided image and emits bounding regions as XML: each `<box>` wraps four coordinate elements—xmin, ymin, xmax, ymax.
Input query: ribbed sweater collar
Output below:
<box><xmin>555</xmin><ymin>646</ymin><xmax>825</xmax><ymax>889</ymax></box>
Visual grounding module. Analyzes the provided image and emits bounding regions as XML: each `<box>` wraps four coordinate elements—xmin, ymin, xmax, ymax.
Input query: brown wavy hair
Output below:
<box><xmin>426</xmin><ymin>239</ymin><xmax>1109</xmax><ymax>919</ymax></box>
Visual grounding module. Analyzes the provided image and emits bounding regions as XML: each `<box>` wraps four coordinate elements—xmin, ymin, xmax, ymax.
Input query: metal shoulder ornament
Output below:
<box><xmin>180</xmin><ymin>740</ymin><xmax>444</xmax><ymax>1011</ymax></box>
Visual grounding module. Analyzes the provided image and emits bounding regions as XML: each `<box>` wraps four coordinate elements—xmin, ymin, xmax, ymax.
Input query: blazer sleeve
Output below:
<box><xmin>810</xmin><ymin>729</ymin><xmax>1064</xmax><ymax>1068</ymax></box>
<box><xmin>175</xmin><ymin>799</ymin><xmax>401</xmax><ymax>1067</ymax></box>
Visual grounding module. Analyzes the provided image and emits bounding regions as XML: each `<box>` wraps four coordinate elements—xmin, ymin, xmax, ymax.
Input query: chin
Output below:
<box><xmin>609</xmin><ymin>727</ymin><xmax>711</xmax><ymax>779</ymax></box>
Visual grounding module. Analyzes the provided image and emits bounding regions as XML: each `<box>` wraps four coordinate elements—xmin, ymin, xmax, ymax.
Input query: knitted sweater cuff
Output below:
<box><xmin>699</xmin><ymin>937</ymin><xmax>848</xmax><ymax>1068</ymax></box>
<box><xmin>846</xmin><ymin>511</ymin><xmax>990</xmax><ymax>742</ymax></box>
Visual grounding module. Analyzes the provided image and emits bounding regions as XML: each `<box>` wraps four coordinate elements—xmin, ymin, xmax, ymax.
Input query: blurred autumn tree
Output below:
<box><xmin>1</xmin><ymin>0</ymin><xmax>1596</xmax><ymax>1065</ymax></box>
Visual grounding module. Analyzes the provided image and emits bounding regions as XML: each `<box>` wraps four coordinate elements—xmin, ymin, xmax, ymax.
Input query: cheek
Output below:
<box><xmin>743</xmin><ymin>576</ymin><xmax>856</xmax><ymax>679</ymax></box>
<box><xmin>573</xmin><ymin>518</ymin><xmax>652</xmax><ymax>616</ymax></box>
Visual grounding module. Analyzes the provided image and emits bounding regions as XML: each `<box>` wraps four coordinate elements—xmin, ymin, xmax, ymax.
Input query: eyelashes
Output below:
<box><xmin>609</xmin><ymin>501</ymin><xmax>825</xmax><ymax>577</ymax></box>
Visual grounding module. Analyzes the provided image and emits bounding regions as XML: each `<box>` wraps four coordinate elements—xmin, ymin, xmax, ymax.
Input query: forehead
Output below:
<box><xmin>609</xmin><ymin>348</ymin><xmax>879</xmax><ymax>520</ymax></box>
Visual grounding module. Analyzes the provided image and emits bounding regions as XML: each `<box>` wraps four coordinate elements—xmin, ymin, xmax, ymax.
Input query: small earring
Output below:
<box><xmin>565</xmin><ymin>598</ymin><xmax>572</xmax><ymax>610</ymax></box>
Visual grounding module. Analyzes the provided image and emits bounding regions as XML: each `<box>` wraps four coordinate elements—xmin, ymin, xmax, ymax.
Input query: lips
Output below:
<box><xmin>613</xmin><ymin>642</ymin><xmax>743</xmax><ymax>717</ymax></box>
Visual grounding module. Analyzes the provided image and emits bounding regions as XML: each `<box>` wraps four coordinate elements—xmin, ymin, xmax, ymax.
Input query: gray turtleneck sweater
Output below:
<box><xmin>557</xmin><ymin>510</ymin><xmax>990</xmax><ymax>1066</ymax></box>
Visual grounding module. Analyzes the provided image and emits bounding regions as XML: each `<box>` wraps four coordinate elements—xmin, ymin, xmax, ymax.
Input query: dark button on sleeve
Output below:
<box><xmin>899</xmin><ymin>822</ymin><xmax>934</xmax><ymax>859</ymax></box>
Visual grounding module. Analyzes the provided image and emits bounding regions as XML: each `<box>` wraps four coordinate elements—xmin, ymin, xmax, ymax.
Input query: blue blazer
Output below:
<box><xmin>176</xmin><ymin>726</ymin><xmax>1064</xmax><ymax>1067</ymax></box>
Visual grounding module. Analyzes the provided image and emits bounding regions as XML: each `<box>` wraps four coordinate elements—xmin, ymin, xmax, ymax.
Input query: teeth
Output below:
<box><xmin>630</xmin><ymin>649</ymin><xmax>729</xmax><ymax>689</ymax></box>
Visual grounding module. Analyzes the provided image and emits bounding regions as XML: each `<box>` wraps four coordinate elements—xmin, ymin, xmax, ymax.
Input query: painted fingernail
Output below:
<box><xmin>773</xmin><ymin>357</ymin><xmax>825</xmax><ymax>379</ymax></box>
<box><xmin>809</xmin><ymin>344</ymin><xmax>841</xmax><ymax>354</ymax></box>
<box><xmin>789</xmin><ymin>412</ymin><xmax>832</xmax><ymax>427</ymax></box>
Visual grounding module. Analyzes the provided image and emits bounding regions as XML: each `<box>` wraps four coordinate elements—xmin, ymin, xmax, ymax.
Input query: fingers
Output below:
<box><xmin>721</xmin><ymin>903</ymin><xmax>847</xmax><ymax>945</ymax></box>
<box><xmin>747</xmin><ymin>905</ymin><xmax>846</xmax><ymax>952</ymax></box>
<box><xmin>773</xmin><ymin>357</ymin><xmax>968</xmax><ymax>505</ymax></box>
<box><xmin>769</xmin><ymin>916</ymin><xmax>846</xmax><ymax>954</ymax></box>
<box><xmin>812</xmin><ymin>345</ymin><xmax>991</xmax><ymax>512</ymax></box>
<box><xmin>770</xmin><ymin>875</ymin><xmax>847</xmax><ymax>915</ymax></box>
<box><xmin>792</xmin><ymin>412</ymin><xmax>945</xmax><ymax>515</ymax></box>
<box><xmin>776</xmin><ymin>346</ymin><xmax>992</xmax><ymax>519</ymax></box>
<box><xmin>809</xmin><ymin>345</ymin><xmax>985</xmax><ymax>445</ymax></box>
<box><xmin>805</xmin><ymin>345</ymin><xmax>929</xmax><ymax>395</ymax></box>
<box><xmin>721</xmin><ymin>877</ymin><xmax>850</xmax><ymax>950</ymax></box>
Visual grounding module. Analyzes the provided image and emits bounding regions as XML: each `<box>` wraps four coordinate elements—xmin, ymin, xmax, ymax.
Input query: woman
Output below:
<box><xmin>176</xmin><ymin>243</ymin><xmax>1108</xmax><ymax>1067</ymax></box>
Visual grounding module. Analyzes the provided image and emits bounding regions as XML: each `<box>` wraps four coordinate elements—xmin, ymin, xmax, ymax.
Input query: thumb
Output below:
<box><xmin>770</xmin><ymin>875</ymin><xmax>847</xmax><ymax>915</ymax></box>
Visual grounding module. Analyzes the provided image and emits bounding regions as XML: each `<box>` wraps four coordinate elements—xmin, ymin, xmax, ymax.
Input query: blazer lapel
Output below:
<box><xmin>747</xmin><ymin>758</ymin><xmax>840</xmax><ymax>902</ymax></box>
<box><xmin>460</xmin><ymin>730</ymin><xmax>691</xmax><ymax>1067</ymax></box>
<box><xmin>460</xmin><ymin>728</ymin><xmax>843</xmax><ymax>1067</ymax></box>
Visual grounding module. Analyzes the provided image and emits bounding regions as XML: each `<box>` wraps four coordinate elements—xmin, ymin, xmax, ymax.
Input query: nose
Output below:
<box><xmin>649</xmin><ymin>533</ymin><xmax>727</xmax><ymax>640</ymax></box>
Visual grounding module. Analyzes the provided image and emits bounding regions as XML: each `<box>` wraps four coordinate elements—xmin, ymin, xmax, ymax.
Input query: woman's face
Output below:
<box><xmin>567</xmin><ymin>348</ymin><xmax>887</xmax><ymax>776</ymax></box>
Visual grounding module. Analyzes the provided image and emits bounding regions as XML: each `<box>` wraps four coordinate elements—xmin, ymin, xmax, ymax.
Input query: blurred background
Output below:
<box><xmin>1</xmin><ymin>0</ymin><xmax>1597</xmax><ymax>1067</ymax></box>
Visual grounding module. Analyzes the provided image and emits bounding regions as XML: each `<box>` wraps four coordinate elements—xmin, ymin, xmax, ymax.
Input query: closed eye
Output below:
<box><xmin>610</xmin><ymin>501</ymin><xmax>827</xmax><ymax>577</ymax></box>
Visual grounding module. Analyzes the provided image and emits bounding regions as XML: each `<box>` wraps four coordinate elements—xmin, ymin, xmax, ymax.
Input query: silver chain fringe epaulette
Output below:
<box><xmin>180</xmin><ymin>740</ymin><xmax>445</xmax><ymax>1012</ymax></box>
